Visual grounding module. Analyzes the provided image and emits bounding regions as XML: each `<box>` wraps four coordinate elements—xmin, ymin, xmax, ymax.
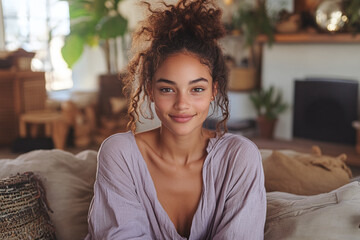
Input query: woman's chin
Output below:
<box><xmin>161</xmin><ymin>124</ymin><xmax>202</xmax><ymax>137</ymax></box>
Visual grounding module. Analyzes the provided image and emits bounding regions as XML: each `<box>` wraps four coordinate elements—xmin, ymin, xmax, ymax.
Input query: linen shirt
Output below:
<box><xmin>85</xmin><ymin>131</ymin><xmax>266</xmax><ymax>239</ymax></box>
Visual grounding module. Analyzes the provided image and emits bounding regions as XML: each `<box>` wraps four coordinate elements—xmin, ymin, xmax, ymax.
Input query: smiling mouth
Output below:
<box><xmin>170</xmin><ymin>114</ymin><xmax>195</xmax><ymax>123</ymax></box>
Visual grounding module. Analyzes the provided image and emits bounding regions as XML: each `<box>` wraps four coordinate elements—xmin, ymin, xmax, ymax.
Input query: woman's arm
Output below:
<box><xmin>85</xmin><ymin>138</ymin><xmax>152</xmax><ymax>240</ymax></box>
<box><xmin>212</xmin><ymin>144</ymin><xmax>266</xmax><ymax>240</ymax></box>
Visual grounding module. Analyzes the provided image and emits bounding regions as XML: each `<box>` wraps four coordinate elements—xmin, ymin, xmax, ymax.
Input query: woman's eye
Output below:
<box><xmin>192</xmin><ymin>88</ymin><xmax>205</xmax><ymax>92</ymax></box>
<box><xmin>160</xmin><ymin>88</ymin><xmax>174</xmax><ymax>93</ymax></box>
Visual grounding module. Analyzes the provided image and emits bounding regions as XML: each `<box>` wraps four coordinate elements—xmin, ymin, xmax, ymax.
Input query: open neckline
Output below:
<box><xmin>128</xmin><ymin>131</ymin><xmax>219</xmax><ymax>239</ymax></box>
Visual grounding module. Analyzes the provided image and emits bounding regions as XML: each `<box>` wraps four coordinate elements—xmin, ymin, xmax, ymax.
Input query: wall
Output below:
<box><xmin>262</xmin><ymin>43</ymin><xmax>360</xmax><ymax>140</ymax></box>
<box><xmin>71</xmin><ymin>46</ymin><xmax>106</xmax><ymax>91</ymax></box>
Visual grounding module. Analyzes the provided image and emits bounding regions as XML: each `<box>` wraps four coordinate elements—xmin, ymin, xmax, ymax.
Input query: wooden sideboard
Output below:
<box><xmin>0</xmin><ymin>71</ymin><xmax>46</xmax><ymax>146</ymax></box>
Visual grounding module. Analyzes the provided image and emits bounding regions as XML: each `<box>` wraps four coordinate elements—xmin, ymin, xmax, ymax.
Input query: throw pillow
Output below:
<box><xmin>262</xmin><ymin>146</ymin><xmax>352</xmax><ymax>195</ymax></box>
<box><xmin>0</xmin><ymin>172</ymin><xmax>56</xmax><ymax>239</ymax></box>
<box><xmin>265</xmin><ymin>181</ymin><xmax>360</xmax><ymax>240</ymax></box>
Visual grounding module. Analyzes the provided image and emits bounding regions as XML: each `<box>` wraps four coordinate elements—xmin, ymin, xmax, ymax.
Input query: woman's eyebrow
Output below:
<box><xmin>155</xmin><ymin>78</ymin><xmax>209</xmax><ymax>85</ymax></box>
<box><xmin>156</xmin><ymin>78</ymin><xmax>175</xmax><ymax>85</ymax></box>
<box><xmin>189</xmin><ymin>78</ymin><xmax>209</xmax><ymax>84</ymax></box>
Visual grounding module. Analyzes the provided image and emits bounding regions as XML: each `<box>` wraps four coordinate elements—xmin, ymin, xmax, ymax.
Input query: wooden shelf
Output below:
<box><xmin>257</xmin><ymin>33</ymin><xmax>360</xmax><ymax>44</ymax></box>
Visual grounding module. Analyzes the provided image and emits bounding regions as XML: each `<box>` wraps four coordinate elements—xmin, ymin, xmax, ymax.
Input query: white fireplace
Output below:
<box><xmin>262</xmin><ymin>43</ymin><xmax>360</xmax><ymax>140</ymax></box>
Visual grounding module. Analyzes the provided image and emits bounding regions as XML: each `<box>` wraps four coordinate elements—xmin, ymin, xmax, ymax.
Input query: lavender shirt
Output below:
<box><xmin>85</xmin><ymin>131</ymin><xmax>266</xmax><ymax>239</ymax></box>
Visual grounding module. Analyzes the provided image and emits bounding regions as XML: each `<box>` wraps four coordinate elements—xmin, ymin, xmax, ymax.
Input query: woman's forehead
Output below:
<box><xmin>153</xmin><ymin>52</ymin><xmax>212</xmax><ymax>82</ymax></box>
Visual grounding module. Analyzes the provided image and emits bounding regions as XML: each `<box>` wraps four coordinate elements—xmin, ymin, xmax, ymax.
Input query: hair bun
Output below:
<box><xmin>142</xmin><ymin>0</ymin><xmax>225</xmax><ymax>44</ymax></box>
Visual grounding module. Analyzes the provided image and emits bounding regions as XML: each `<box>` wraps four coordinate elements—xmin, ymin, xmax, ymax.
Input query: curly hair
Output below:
<box><xmin>123</xmin><ymin>0</ymin><xmax>229</xmax><ymax>133</ymax></box>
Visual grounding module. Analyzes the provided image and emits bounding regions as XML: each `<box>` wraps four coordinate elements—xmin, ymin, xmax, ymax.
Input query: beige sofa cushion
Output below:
<box><xmin>265</xmin><ymin>181</ymin><xmax>360</xmax><ymax>240</ymax></box>
<box><xmin>0</xmin><ymin>149</ymin><xmax>97</xmax><ymax>240</ymax></box>
<box><xmin>261</xmin><ymin>147</ymin><xmax>352</xmax><ymax>195</ymax></box>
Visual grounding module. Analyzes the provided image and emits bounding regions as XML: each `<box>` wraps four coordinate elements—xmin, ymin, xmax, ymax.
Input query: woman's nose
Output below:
<box><xmin>174</xmin><ymin>92</ymin><xmax>190</xmax><ymax>110</ymax></box>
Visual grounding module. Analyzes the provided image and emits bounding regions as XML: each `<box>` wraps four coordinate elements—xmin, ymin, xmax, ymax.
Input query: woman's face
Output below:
<box><xmin>152</xmin><ymin>52</ymin><xmax>216</xmax><ymax>136</ymax></box>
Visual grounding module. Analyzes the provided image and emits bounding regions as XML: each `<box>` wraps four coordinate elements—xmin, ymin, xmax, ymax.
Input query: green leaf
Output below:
<box><xmin>61</xmin><ymin>35</ymin><xmax>85</xmax><ymax>68</ymax></box>
<box><xmin>64</xmin><ymin>0</ymin><xmax>93</xmax><ymax>19</ymax></box>
<box><xmin>249</xmin><ymin>93</ymin><xmax>261</xmax><ymax>114</ymax></box>
<box><xmin>60</xmin><ymin>0</ymin><xmax>128</xmax><ymax>68</ymax></box>
<box><xmin>97</xmin><ymin>14</ymin><xmax>128</xmax><ymax>39</ymax></box>
<box><xmin>248</xmin><ymin>86</ymin><xmax>288</xmax><ymax>120</ymax></box>
<box><xmin>70</xmin><ymin>19</ymin><xmax>94</xmax><ymax>34</ymax></box>
<box><xmin>69</xmin><ymin>5</ymin><xmax>91</xmax><ymax>19</ymax></box>
<box><xmin>93</xmin><ymin>0</ymin><xmax>108</xmax><ymax>20</ymax></box>
<box><xmin>85</xmin><ymin>35</ymin><xmax>99</xmax><ymax>47</ymax></box>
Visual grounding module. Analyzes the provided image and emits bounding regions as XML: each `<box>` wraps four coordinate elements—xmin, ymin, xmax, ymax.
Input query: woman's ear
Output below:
<box><xmin>212</xmin><ymin>82</ymin><xmax>218</xmax><ymax>100</ymax></box>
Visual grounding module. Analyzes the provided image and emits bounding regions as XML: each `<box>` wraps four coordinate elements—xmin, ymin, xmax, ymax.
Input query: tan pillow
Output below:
<box><xmin>263</xmin><ymin>146</ymin><xmax>352</xmax><ymax>195</ymax></box>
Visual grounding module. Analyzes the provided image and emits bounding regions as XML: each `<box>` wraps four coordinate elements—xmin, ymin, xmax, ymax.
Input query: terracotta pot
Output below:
<box><xmin>257</xmin><ymin>116</ymin><xmax>277</xmax><ymax>139</ymax></box>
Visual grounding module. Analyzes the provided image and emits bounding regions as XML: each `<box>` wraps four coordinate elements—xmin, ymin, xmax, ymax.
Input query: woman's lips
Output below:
<box><xmin>170</xmin><ymin>114</ymin><xmax>194</xmax><ymax>123</ymax></box>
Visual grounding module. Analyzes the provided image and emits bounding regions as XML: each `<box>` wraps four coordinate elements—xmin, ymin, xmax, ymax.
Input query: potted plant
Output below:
<box><xmin>231</xmin><ymin>0</ymin><xmax>275</xmax><ymax>47</ymax></box>
<box><xmin>249</xmin><ymin>86</ymin><xmax>288</xmax><ymax>139</ymax></box>
<box><xmin>60</xmin><ymin>0</ymin><xmax>128</xmax><ymax>74</ymax></box>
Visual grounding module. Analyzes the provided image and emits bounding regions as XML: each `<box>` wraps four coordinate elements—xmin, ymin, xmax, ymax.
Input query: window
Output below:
<box><xmin>2</xmin><ymin>0</ymin><xmax>72</xmax><ymax>90</ymax></box>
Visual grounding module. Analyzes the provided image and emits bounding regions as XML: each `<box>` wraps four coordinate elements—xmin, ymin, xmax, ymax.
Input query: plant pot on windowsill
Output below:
<box><xmin>257</xmin><ymin>115</ymin><xmax>277</xmax><ymax>139</ymax></box>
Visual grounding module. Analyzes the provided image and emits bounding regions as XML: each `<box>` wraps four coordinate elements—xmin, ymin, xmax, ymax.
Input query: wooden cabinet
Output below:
<box><xmin>0</xmin><ymin>71</ymin><xmax>46</xmax><ymax>146</ymax></box>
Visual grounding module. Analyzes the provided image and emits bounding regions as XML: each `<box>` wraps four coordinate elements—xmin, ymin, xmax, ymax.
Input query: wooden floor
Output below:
<box><xmin>250</xmin><ymin>137</ymin><xmax>360</xmax><ymax>167</ymax></box>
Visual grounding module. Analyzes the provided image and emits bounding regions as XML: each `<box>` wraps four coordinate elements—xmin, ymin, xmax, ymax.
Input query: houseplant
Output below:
<box><xmin>249</xmin><ymin>86</ymin><xmax>288</xmax><ymax>139</ymax></box>
<box><xmin>60</xmin><ymin>0</ymin><xmax>128</xmax><ymax>73</ymax></box>
<box><xmin>231</xmin><ymin>0</ymin><xmax>275</xmax><ymax>47</ymax></box>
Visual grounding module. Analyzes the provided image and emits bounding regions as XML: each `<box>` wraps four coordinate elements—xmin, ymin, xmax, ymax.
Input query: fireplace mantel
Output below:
<box><xmin>257</xmin><ymin>33</ymin><xmax>360</xmax><ymax>44</ymax></box>
<box><xmin>250</xmin><ymin>33</ymin><xmax>360</xmax><ymax>92</ymax></box>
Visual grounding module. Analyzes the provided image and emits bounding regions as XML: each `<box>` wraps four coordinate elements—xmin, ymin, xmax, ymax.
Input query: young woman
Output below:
<box><xmin>85</xmin><ymin>0</ymin><xmax>266</xmax><ymax>239</ymax></box>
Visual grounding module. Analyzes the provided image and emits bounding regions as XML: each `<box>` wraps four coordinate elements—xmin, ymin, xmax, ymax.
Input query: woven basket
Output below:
<box><xmin>228</xmin><ymin>67</ymin><xmax>257</xmax><ymax>91</ymax></box>
<box><xmin>0</xmin><ymin>172</ymin><xmax>56</xmax><ymax>240</ymax></box>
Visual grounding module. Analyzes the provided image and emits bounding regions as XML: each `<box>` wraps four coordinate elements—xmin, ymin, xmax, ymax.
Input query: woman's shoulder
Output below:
<box><xmin>98</xmin><ymin>131</ymin><xmax>137</xmax><ymax>156</ymax></box>
<box><xmin>210</xmin><ymin>133</ymin><xmax>262</xmax><ymax>168</ymax></box>
<box><xmin>101</xmin><ymin>130</ymin><xmax>134</xmax><ymax>145</ymax></box>
<box><xmin>214</xmin><ymin>132</ymin><xmax>259</xmax><ymax>153</ymax></box>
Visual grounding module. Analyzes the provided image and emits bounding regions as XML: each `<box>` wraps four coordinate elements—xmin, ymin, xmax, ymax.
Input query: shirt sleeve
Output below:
<box><xmin>212</xmin><ymin>141</ymin><xmax>267</xmax><ymax>240</ymax></box>
<box><xmin>85</xmin><ymin>136</ymin><xmax>152</xmax><ymax>240</ymax></box>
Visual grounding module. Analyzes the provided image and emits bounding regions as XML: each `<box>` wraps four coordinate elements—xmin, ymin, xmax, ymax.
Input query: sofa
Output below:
<box><xmin>0</xmin><ymin>148</ymin><xmax>359</xmax><ymax>240</ymax></box>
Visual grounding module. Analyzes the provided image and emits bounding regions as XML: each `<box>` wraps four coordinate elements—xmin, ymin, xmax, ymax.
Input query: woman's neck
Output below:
<box><xmin>155</xmin><ymin>127</ymin><xmax>213</xmax><ymax>166</ymax></box>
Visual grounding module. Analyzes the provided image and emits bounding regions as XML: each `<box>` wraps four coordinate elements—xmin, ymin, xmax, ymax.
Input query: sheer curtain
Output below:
<box><xmin>0</xmin><ymin>0</ymin><xmax>5</xmax><ymax>50</ymax></box>
<box><xmin>1</xmin><ymin>0</ymin><xmax>72</xmax><ymax>90</ymax></box>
